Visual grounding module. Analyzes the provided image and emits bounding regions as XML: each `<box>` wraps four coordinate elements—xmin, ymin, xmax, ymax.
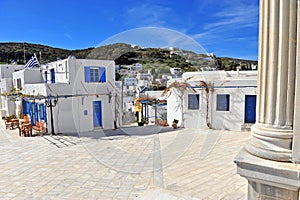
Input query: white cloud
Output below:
<box><xmin>99</xmin><ymin>27</ymin><xmax>207</xmax><ymax>54</ymax></box>
<box><xmin>189</xmin><ymin>1</ymin><xmax>259</xmax><ymax>59</ymax></box>
<box><xmin>192</xmin><ymin>2</ymin><xmax>258</xmax><ymax>45</ymax></box>
<box><xmin>204</xmin><ymin>4</ymin><xmax>258</xmax><ymax>30</ymax></box>
<box><xmin>125</xmin><ymin>3</ymin><xmax>172</xmax><ymax>27</ymax></box>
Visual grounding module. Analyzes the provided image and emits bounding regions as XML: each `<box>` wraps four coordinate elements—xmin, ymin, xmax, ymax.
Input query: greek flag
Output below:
<box><xmin>24</xmin><ymin>53</ymin><xmax>40</xmax><ymax>69</ymax></box>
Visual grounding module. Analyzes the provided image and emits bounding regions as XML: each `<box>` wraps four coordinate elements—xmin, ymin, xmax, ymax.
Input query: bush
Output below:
<box><xmin>3</xmin><ymin>114</ymin><xmax>17</xmax><ymax>121</ymax></box>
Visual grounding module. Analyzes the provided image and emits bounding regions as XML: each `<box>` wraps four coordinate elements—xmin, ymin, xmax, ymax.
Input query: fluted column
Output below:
<box><xmin>245</xmin><ymin>0</ymin><xmax>297</xmax><ymax>162</ymax></box>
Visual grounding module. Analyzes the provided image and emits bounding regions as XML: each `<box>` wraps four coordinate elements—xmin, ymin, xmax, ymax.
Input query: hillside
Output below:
<box><xmin>0</xmin><ymin>42</ymin><xmax>93</xmax><ymax>64</ymax></box>
<box><xmin>0</xmin><ymin>42</ymin><xmax>257</xmax><ymax>74</ymax></box>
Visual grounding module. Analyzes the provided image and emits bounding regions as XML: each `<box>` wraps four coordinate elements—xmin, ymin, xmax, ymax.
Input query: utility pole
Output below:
<box><xmin>23</xmin><ymin>43</ymin><xmax>26</xmax><ymax>63</ymax></box>
<box><xmin>121</xmin><ymin>79</ymin><xmax>124</xmax><ymax>126</ymax></box>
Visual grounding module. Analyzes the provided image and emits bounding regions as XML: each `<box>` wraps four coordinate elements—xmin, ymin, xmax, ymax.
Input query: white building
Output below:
<box><xmin>130</xmin><ymin>63</ymin><xmax>143</xmax><ymax>71</ymax></box>
<box><xmin>166</xmin><ymin>70</ymin><xmax>257</xmax><ymax>131</ymax></box>
<box><xmin>170</xmin><ymin>68</ymin><xmax>182</xmax><ymax>78</ymax></box>
<box><xmin>12</xmin><ymin>57</ymin><xmax>121</xmax><ymax>134</ymax></box>
<box><xmin>118</xmin><ymin>63</ymin><xmax>143</xmax><ymax>77</ymax></box>
<box><xmin>0</xmin><ymin>64</ymin><xmax>24</xmax><ymax>117</ymax></box>
<box><xmin>136</xmin><ymin>73</ymin><xmax>153</xmax><ymax>82</ymax></box>
<box><xmin>144</xmin><ymin>91</ymin><xmax>167</xmax><ymax>125</ymax></box>
<box><xmin>124</xmin><ymin>77</ymin><xmax>137</xmax><ymax>86</ymax></box>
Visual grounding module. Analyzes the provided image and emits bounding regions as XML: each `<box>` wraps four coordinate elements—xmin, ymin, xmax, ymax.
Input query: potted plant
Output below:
<box><xmin>138</xmin><ymin>121</ymin><xmax>144</xmax><ymax>126</ymax></box>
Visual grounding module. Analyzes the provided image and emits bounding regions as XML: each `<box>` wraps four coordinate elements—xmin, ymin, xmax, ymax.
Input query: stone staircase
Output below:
<box><xmin>241</xmin><ymin>123</ymin><xmax>254</xmax><ymax>132</ymax></box>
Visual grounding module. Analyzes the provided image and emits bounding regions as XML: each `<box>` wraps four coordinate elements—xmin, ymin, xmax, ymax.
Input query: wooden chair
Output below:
<box><xmin>32</xmin><ymin>122</ymin><xmax>45</xmax><ymax>136</ymax></box>
<box><xmin>19</xmin><ymin>124</ymin><xmax>32</xmax><ymax>137</ymax></box>
<box><xmin>23</xmin><ymin>115</ymin><xmax>29</xmax><ymax>123</ymax></box>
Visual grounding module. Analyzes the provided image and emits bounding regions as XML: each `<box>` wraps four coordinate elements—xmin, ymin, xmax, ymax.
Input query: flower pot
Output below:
<box><xmin>138</xmin><ymin>122</ymin><xmax>144</xmax><ymax>126</ymax></box>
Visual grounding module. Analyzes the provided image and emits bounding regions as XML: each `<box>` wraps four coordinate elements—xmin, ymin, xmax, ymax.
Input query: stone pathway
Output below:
<box><xmin>0</xmin><ymin>123</ymin><xmax>250</xmax><ymax>199</ymax></box>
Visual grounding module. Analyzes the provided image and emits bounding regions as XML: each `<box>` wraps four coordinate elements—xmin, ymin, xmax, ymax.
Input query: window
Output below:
<box><xmin>188</xmin><ymin>94</ymin><xmax>199</xmax><ymax>110</ymax></box>
<box><xmin>216</xmin><ymin>94</ymin><xmax>230</xmax><ymax>111</ymax></box>
<box><xmin>44</xmin><ymin>71</ymin><xmax>48</xmax><ymax>83</ymax></box>
<box><xmin>65</xmin><ymin>61</ymin><xmax>68</xmax><ymax>79</ymax></box>
<box><xmin>50</xmin><ymin>68</ymin><xmax>55</xmax><ymax>84</ymax></box>
<box><xmin>85</xmin><ymin>66</ymin><xmax>106</xmax><ymax>82</ymax></box>
<box><xmin>16</xmin><ymin>78</ymin><xmax>22</xmax><ymax>89</ymax></box>
<box><xmin>90</xmin><ymin>68</ymin><xmax>99</xmax><ymax>82</ymax></box>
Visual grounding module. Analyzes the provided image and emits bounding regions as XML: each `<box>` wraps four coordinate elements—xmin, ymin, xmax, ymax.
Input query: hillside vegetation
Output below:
<box><xmin>0</xmin><ymin>42</ymin><xmax>257</xmax><ymax>74</ymax></box>
<box><xmin>0</xmin><ymin>42</ymin><xmax>93</xmax><ymax>64</ymax></box>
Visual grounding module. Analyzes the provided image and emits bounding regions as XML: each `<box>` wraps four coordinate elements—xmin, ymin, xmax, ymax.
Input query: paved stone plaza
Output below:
<box><xmin>0</xmin><ymin>124</ymin><xmax>249</xmax><ymax>199</ymax></box>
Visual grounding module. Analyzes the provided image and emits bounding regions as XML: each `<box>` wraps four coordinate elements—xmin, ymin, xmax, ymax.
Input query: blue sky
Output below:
<box><xmin>0</xmin><ymin>0</ymin><xmax>259</xmax><ymax>60</ymax></box>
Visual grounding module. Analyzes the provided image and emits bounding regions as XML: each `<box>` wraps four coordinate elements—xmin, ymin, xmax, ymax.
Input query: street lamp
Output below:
<box><xmin>45</xmin><ymin>96</ymin><xmax>58</xmax><ymax>135</ymax></box>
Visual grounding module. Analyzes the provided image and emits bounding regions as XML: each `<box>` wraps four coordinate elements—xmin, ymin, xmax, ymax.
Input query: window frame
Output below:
<box><xmin>85</xmin><ymin>66</ymin><xmax>106</xmax><ymax>83</ymax></box>
<box><xmin>90</xmin><ymin>67</ymin><xmax>100</xmax><ymax>82</ymax></box>
<box><xmin>216</xmin><ymin>94</ymin><xmax>230</xmax><ymax>111</ymax></box>
<box><xmin>187</xmin><ymin>94</ymin><xmax>200</xmax><ymax>110</ymax></box>
<box><xmin>16</xmin><ymin>78</ymin><xmax>22</xmax><ymax>89</ymax></box>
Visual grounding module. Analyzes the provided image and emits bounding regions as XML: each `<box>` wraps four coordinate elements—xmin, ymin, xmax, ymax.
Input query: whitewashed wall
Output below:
<box><xmin>47</xmin><ymin>59</ymin><xmax>117</xmax><ymax>132</ymax></box>
<box><xmin>13</xmin><ymin>69</ymin><xmax>43</xmax><ymax>89</ymax></box>
<box><xmin>167</xmin><ymin>89</ymin><xmax>184</xmax><ymax>127</ymax></box>
<box><xmin>0</xmin><ymin>78</ymin><xmax>14</xmax><ymax>116</ymax></box>
<box><xmin>210</xmin><ymin>85</ymin><xmax>257</xmax><ymax>130</ymax></box>
<box><xmin>14</xmin><ymin>58</ymin><xmax>120</xmax><ymax>133</ymax></box>
<box><xmin>183</xmin><ymin>90</ymin><xmax>208</xmax><ymax>129</ymax></box>
<box><xmin>167</xmin><ymin>71</ymin><xmax>257</xmax><ymax>131</ymax></box>
<box><xmin>0</xmin><ymin>65</ymin><xmax>25</xmax><ymax>117</ymax></box>
<box><xmin>0</xmin><ymin>64</ymin><xmax>23</xmax><ymax>78</ymax></box>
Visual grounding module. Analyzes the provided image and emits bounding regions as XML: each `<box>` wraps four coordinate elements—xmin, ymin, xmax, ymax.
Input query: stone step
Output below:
<box><xmin>241</xmin><ymin>123</ymin><xmax>254</xmax><ymax>132</ymax></box>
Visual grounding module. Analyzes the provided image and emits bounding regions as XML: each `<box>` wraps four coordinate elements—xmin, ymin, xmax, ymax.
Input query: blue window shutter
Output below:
<box><xmin>43</xmin><ymin>104</ymin><xmax>47</xmax><ymax>122</ymax></box>
<box><xmin>28</xmin><ymin>102</ymin><xmax>32</xmax><ymax>116</ymax></box>
<box><xmin>22</xmin><ymin>99</ymin><xmax>27</xmax><ymax>114</ymax></box>
<box><xmin>26</xmin><ymin>101</ymin><xmax>29</xmax><ymax>114</ymax></box>
<box><xmin>28</xmin><ymin>102</ymin><xmax>34</xmax><ymax>125</ymax></box>
<box><xmin>39</xmin><ymin>104</ymin><xmax>43</xmax><ymax>120</ymax></box>
<box><xmin>85</xmin><ymin>67</ymin><xmax>90</xmax><ymax>82</ymax></box>
<box><xmin>50</xmin><ymin>69</ymin><xmax>55</xmax><ymax>84</ymax></box>
<box><xmin>99</xmin><ymin>67</ymin><xmax>106</xmax><ymax>82</ymax></box>
<box><xmin>34</xmin><ymin>103</ymin><xmax>39</xmax><ymax>123</ymax></box>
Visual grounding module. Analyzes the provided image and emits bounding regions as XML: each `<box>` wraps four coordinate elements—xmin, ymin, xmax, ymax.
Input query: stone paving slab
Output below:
<box><xmin>0</xmin><ymin>123</ymin><xmax>250</xmax><ymax>199</ymax></box>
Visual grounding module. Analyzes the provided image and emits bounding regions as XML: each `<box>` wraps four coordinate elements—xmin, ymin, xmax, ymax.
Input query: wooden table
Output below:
<box><xmin>10</xmin><ymin>119</ymin><xmax>20</xmax><ymax>130</ymax></box>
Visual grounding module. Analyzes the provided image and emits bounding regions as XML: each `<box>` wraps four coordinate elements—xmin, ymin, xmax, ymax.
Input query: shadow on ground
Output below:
<box><xmin>42</xmin><ymin>125</ymin><xmax>176</xmax><ymax>140</ymax></box>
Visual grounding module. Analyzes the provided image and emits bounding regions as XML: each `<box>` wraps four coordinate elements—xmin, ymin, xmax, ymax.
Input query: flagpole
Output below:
<box><xmin>24</xmin><ymin>54</ymin><xmax>40</xmax><ymax>69</ymax></box>
<box><xmin>34</xmin><ymin>53</ymin><xmax>41</xmax><ymax>66</ymax></box>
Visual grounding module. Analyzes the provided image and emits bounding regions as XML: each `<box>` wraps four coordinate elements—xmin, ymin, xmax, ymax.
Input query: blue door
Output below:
<box><xmin>93</xmin><ymin>101</ymin><xmax>102</xmax><ymax>127</ymax></box>
<box><xmin>245</xmin><ymin>95</ymin><xmax>256</xmax><ymax>123</ymax></box>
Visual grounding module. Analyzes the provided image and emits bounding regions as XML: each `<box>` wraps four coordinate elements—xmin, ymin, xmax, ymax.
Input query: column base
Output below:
<box><xmin>248</xmin><ymin>180</ymin><xmax>298</xmax><ymax>200</ymax></box>
<box><xmin>245</xmin><ymin>123</ymin><xmax>293</xmax><ymax>162</ymax></box>
<box><xmin>235</xmin><ymin>148</ymin><xmax>300</xmax><ymax>200</ymax></box>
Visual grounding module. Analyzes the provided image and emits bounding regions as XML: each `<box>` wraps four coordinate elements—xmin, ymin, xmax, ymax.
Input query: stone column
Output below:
<box><xmin>235</xmin><ymin>0</ymin><xmax>300</xmax><ymax>199</ymax></box>
<box><xmin>245</xmin><ymin>0</ymin><xmax>297</xmax><ymax>161</ymax></box>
